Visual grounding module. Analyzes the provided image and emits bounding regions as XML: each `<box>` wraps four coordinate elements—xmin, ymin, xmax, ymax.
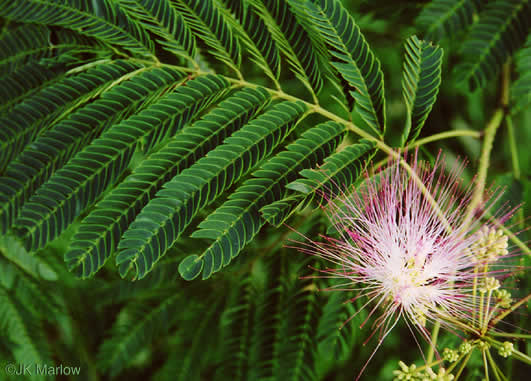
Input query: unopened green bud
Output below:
<box><xmin>459</xmin><ymin>341</ymin><xmax>473</xmax><ymax>354</ymax></box>
<box><xmin>498</xmin><ymin>341</ymin><xmax>514</xmax><ymax>358</ymax></box>
<box><xmin>443</xmin><ymin>348</ymin><xmax>459</xmax><ymax>362</ymax></box>
<box><xmin>479</xmin><ymin>277</ymin><xmax>500</xmax><ymax>293</ymax></box>
<box><xmin>471</xmin><ymin>227</ymin><xmax>509</xmax><ymax>262</ymax></box>
<box><xmin>495</xmin><ymin>289</ymin><xmax>512</xmax><ymax>308</ymax></box>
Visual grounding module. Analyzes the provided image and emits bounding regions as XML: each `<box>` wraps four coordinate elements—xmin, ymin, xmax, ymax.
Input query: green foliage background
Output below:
<box><xmin>0</xmin><ymin>0</ymin><xmax>529</xmax><ymax>380</ymax></box>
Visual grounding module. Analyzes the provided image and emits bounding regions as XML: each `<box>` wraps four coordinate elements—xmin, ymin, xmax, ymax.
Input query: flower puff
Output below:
<box><xmin>293</xmin><ymin>153</ymin><xmax>512</xmax><ymax>343</ymax></box>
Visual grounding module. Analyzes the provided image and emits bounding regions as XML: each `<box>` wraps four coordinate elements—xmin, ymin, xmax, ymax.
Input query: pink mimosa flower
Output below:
<box><xmin>291</xmin><ymin>152</ymin><xmax>515</xmax><ymax>377</ymax></box>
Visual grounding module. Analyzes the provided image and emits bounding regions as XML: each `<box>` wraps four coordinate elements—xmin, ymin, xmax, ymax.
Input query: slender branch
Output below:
<box><xmin>488</xmin><ymin>331</ymin><xmax>531</xmax><ymax>339</ymax></box>
<box><xmin>486</xmin><ymin>348</ymin><xmax>507</xmax><ymax>381</ymax></box>
<box><xmin>463</xmin><ymin>109</ymin><xmax>504</xmax><ymax>225</ymax></box>
<box><xmin>411</xmin><ymin>129</ymin><xmax>481</xmax><ymax>148</ymax></box>
<box><xmin>482</xmin><ymin>348</ymin><xmax>490</xmax><ymax>381</ymax></box>
<box><xmin>372</xmin><ymin>129</ymin><xmax>481</xmax><ymax>172</ymax></box>
<box><xmin>484</xmin><ymin>336</ymin><xmax>531</xmax><ymax>365</ymax></box>
<box><xmin>464</xmin><ymin>62</ymin><xmax>511</xmax><ymax>225</ymax></box>
<box><xmin>505</xmin><ymin>115</ymin><xmax>520</xmax><ymax>180</ymax></box>
<box><xmin>453</xmin><ymin>351</ymin><xmax>473</xmax><ymax>381</ymax></box>
<box><xmin>490</xmin><ymin>292</ymin><xmax>531</xmax><ymax>326</ymax></box>
<box><xmin>426</xmin><ymin>321</ymin><xmax>440</xmax><ymax>364</ymax></box>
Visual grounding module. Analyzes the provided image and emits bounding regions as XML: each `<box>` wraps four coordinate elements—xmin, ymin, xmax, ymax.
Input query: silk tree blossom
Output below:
<box><xmin>291</xmin><ymin>152</ymin><xmax>515</xmax><ymax>370</ymax></box>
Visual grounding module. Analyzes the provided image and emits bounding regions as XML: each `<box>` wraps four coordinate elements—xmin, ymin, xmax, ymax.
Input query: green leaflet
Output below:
<box><xmin>274</xmin><ymin>267</ymin><xmax>318</xmax><ymax>381</ymax></box>
<box><xmin>117</xmin><ymin>100</ymin><xmax>307</xmax><ymax>280</ymax></box>
<box><xmin>97</xmin><ymin>293</ymin><xmax>183</xmax><ymax>377</ymax></box>
<box><xmin>65</xmin><ymin>87</ymin><xmax>270</xmax><ymax>278</ymax></box>
<box><xmin>13</xmin><ymin>75</ymin><xmax>229</xmax><ymax>252</ymax></box>
<box><xmin>223</xmin><ymin>0</ymin><xmax>281</xmax><ymax>82</ymax></box>
<box><xmin>0</xmin><ymin>63</ymin><xmax>67</xmax><ymax>116</ymax></box>
<box><xmin>261</xmin><ymin>140</ymin><xmax>375</xmax><ymax>226</ymax></box>
<box><xmin>0</xmin><ymin>259</ymin><xmax>59</xmax><ymax>378</ymax></box>
<box><xmin>0</xmin><ymin>0</ymin><xmax>154</xmax><ymax>57</ymax></box>
<box><xmin>455</xmin><ymin>0</ymin><xmax>531</xmax><ymax>91</ymax></box>
<box><xmin>511</xmin><ymin>34</ymin><xmax>531</xmax><ymax>114</ymax></box>
<box><xmin>296</xmin><ymin>0</ymin><xmax>386</xmax><ymax>137</ymax></box>
<box><xmin>118</xmin><ymin>0</ymin><xmax>197</xmax><ymax>60</ymax></box>
<box><xmin>401</xmin><ymin>36</ymin><xmax>443</xmax><ymax>145</ymax></box>
<box><xmin>0</xmin><ymin>286</ymin><xmax>47</xmax><ymax>380</ymax></box>
<box><xmin>0</xmin><ymin>60</ymin><xmax>141</xmax><ymax>172</ymax></box>
<box><xmin>173</xmin><ymin>0</ymin><xmax>241</xmax><ymax>72</ymax></box>
<box><xmin>0</xmin><ymin>65</ymin><xmax>183</xmax><ymax>234</ymax></box>
<box><xmin>416</xmin><ymin>0</ymin><xmax>484</xmax><ymax>42</ymax></box>
<box><xmin>0</xmin><ymin>26</ymin><xmax>109</xmax><ymax>76</ymax></box>
<box><xmin>256</xmin><ymin>0</ymin><xmax>324</xmax><ymax>94</ymax></box>
<box><xmin>154</xmin><ymin>298</ymin><xmax>223</xmax><ymax>381</ymax></box>
<box><xmin>0</xmin><ymin>233</ymin><xmax>57</xmax><ymax>281</ymax></box>
<box><xmin>187</xmin><ymin>121</ymin><xmax>346</xmax><ymax>280</ymax></box>
<box><xmin>0</xmin><ymin>24</ymin><xmax>51</xmax><ymax>75</ymax></box>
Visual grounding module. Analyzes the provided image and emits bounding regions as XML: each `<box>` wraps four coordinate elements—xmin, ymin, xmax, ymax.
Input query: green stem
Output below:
<box><xmin>488</xmin><ymin>331</ymin><xmax>531</xmax><ymax>339</ymax></box>
<box><xmin>463</xmin><ymin>109</ymin><xmax>504</xmax><ymax>226</ymax></box>
<box><xmin>490</xmin><ymin>292</ymin><xmax>531</xmax><ymax>327</ymax></box>
<box><xmin>486</xmin><ymin>348</ymin><xmax>507</xmax><ymax>381</ymax></box>
<box><xmin>485</xmin><ymin>337</ymin><xmax>531</xmax><ymax>366</ymax></box>
<box><xmin>454</xmin><ymin>350</ymin><xmax>473</xmax><ymax>381</ymax></box>
<box><xmin>483</xmin><ymin>348</ymin><xmax>490</xmax><ymax>381</ymax></box>
<box><xmin>505</xmin><ymin>115</ymin><xmax>520</xmax><ymax>180</ymax></box>
<box><xmin>447</xmin><ymin>351</ymin><xmax>468</xmax><ymax>373</ymax></box>
<box><xmin>482</xmin><ymin>287</ymin><xmax>493</xmax><ymax>335</ymax></box>
<box><xmin>410</xmin><ymin>129</ymin><xmax>481</xmax><ymax>147</ymax></box>
<box><xmin>472</xmin><ymin>267</ymin><xmax>479</xmax><ymax>327</ymax></box>
<box><xmin>372</xmin><ymin>129</ymin><xmax>481</xmax><ymax>171</ymax></box>
<box><xmin>426</xmin><ymin>321</ymin><xmax>440</xmax><ymax>364</ymax></box>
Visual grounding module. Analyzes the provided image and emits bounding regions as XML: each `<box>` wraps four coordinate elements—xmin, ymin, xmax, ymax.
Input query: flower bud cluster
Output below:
<box><xmin>495</xmin><ymin>289</ymin><xmax>512</xmax><ymax>308</ymax></box>
<box><xmin>393</xmin><ymin>362</ymin><xmax>454</xmax><ymax>381</ymax></box>
<box><xmin>479</xmin><ymin>277</ymin><xmax>500</xmax><ymax>293</ymax></box>
<box><xmin>498</xmin><ymin>341</ymin><xmax>514</xmax><ymax>358</ymax></box>
<box><xmin>443</xmin><ymin>348</ymin><xmax>459</xmax><ymax>362</ymax></box>
<box><xmin>468</xmin><ymin>227</ymin><xmax>508</xmax><ymax>262</ymax></box>
<box><xmin>459</xmin><ymin>341</ymin><xmax>473</xmax><ymax>355</ymax></box>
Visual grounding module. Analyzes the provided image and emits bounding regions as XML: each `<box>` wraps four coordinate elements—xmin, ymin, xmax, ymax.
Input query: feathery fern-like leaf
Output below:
<box><xmin>455</xmin><ymin>0</ymin><xmax>531</xmax><ymax>91</ymax></box>
<box><xmin>416</xmin><ymin>0</ymin><xmax>484</xmax><ymax>42</ymax></box>
<box><xmin>0</xmin><ymin>63</ymin><xmax>67</xmax><ymax>116</ymax></box>
<box><xmin>273</xmin><ymin>263</ymin><xmax>318</xmax><ymax>381</ymax></box>
<box><xmin>118</xmin><ymin>0</ymin><xmax>197</xmax><ymax>61</ymax></box>
<box><xmin>0</xmin><ymin>0</ymin><xmax>154</xmax><ymax>57</ymax></box>
<box><xmin>0</xmin><ymin>63</ymin><xmax>183</xmax><ymax>234</ymax></box>
<box><xmin>13</xmin><ymin>75</ymin><xmax>229</xmax><ymax>252</ymax></box>
<box><xmin>120</xmin><ymin>100</ymin><xmax>307</xmax><ymax>280</ymax></box>
<box><xmin>0</xmin><ymin>24</ymin><xmax>51</xmax><ymax>75</ymax></box>
<box><xmin>247</xmin><ymin>0</ymin><xmax>323</xmax><ymax>98</ymax></box>
<box><xmin>401</xmin><ymin>35</ymin><xmax>443</xmax><ymax>145</ymax></box>
<box><xmin>0</xmin><ymin>59</ymin><xmax>142</xmax><ymax>172</ymax></box>
<box><xmin>224</xmin><ymin>0</ymin><xmax>281</xmax><ymax>82</ymax></box>
<box><xmin>187</xmin><ymin>121</ymin><xmax>346</xmax><ymax>280</ymax></box>
<box><xmin>262</xmin><ymin>140</ymin><xmax>375</xmax><ymax>226</ymax></box>
<box><xmin>0</xmin><ymin>280</ymin><xmax>52</xmax><ymax>378</ymax></box>
<box><xmin>295</xmin><ymin>0</ymin><xmax>386</xmax><ymax>136</ymax></box>
<box><xmin>511</xmin><ymin>34</ymin><xmax>531</xmax><ymax>114</ymax></box>
<box><xmin>215</xmin><ymin>278</ymin><xmax>253</xmax><ymax>380</ymax></box>
<box><xmin>0</xmin><ymin>26</ymin><xmax>109</xmax><ymax>76</ymax></box>
<box><xmin>172</xmin><ymin>0</ymin><xmax>241</xmax><ymax>73</ymax></box>
<box><xmin>65</xmin><ymin>87</ymin><xmax>270</xmax><ymax>278</ymax></box>
<box><xmin>155</xmin><ymin>298</ymin><xmax>223</xmax><ymax>381</ymax></box>
<box><xmin>97</xmin><ymin>293</ymin><xmax>183</xmax><ymax>377</ymax></box>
